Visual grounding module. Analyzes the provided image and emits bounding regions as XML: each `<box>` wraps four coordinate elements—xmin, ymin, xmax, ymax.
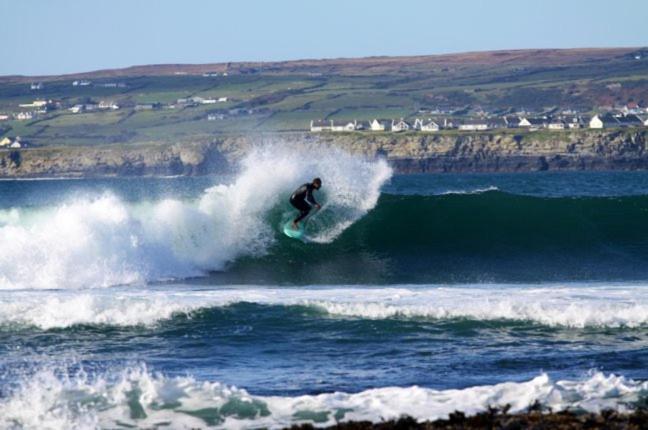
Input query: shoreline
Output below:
<box><xmin>286</xmin><ymin>409</ymin><xmax>648</xmax><ymax>429</ymax></box>
<box><xmin>0</xmin><ymin>129</ymin><xmax>647</xmax><ymax>177</ymax></box>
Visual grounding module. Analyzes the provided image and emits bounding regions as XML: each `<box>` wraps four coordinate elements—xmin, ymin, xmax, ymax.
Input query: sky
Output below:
<box><xmin>1</xmin><ymin>0</ymin><xmax>647</xmax><ymax>76</ymax></box>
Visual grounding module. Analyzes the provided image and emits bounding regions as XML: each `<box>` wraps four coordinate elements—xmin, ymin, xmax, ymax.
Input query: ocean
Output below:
<box><xmin>0</xmin><ymin>145</ymin><xmax>646</xmax><ymax>429</ymax></box>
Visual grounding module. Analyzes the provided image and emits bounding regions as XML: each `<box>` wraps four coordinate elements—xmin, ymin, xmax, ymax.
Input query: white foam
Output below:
<box><xmin>2</xmin><ymin>284</ymin><xmax>647</xmax><ymax>329</ymax></box>
<box><xmin>439</xmin><ymin>185</ymin><xmax>499</xmax><ymax>195</ymax></box>
<box><xmin>0</xmin><ymin>366</ymin><xmax>645</xmax><ymax>429</ymax></box>
<box><xmin>0</xmin><ymin>144</ymin><xmax>391</xmax><ymax>290</ymax></box>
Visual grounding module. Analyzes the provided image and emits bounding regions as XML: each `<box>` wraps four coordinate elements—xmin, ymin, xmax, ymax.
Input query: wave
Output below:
<box><xmin>3</xmin><ymin>284</ymin><xmax>647</xmax><ymax>329</ymax></box>
<box><xmin>0</xmin><ymin>144</ymin><xmax>391</xmax><ymax>289</ymax></box>
<box><xmin>0</xmin><ymin>365</ymin><xmax>645</xmax><ymax>429</ymax></box>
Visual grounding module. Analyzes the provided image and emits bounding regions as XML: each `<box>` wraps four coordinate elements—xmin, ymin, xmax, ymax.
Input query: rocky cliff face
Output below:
<box><xmin>1</xmin><ymin>130</ymin><xmax>646</xmax><ymax>177</ymax></box>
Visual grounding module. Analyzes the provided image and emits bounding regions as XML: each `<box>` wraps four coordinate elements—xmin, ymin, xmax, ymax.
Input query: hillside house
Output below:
<box><xmin>638</xmin><ymin>115</ymin><xmax>648</xmax><ymax>126</ymax></box>
<box><xmin>0</xmin><ymin>137</ymin><xmax>11</xmax><ymax>147</ymax></box>
<box><xmin>616</xmin><ymin>114</ymin><xmax>643</xmax><ymax>127</ymax></box>
<box><xmin>414</xmin><ymin>118</ymin><xmax>440</xmax><ymax>131</ymax></box>
<box><xmin>15</xmin><ymin>112</ymin><xmax>33</xmax><ymax>121</ymax></box>
<box><xmin>458</xmin><ymin>119</ymin><xmax>490</xmax><ymax>131</ymax></box>
<box><xmin>589</xmin><ymin>113</ymin><xmax>626</xmax><ymax>128</ymax></box>
<box><xmin>331</xmin><ymin>120</ymin><xmax>357</xmax><ymax>132</ymax></box>
<box><xmin>30</xmin><ymin>82</ymin><xmax>43</xmax><ymax>90</ymax></box>
<box><xmin>355</xmin><ymin>120</ymin><xmax>370</xmax><ymax>131</ymax></box>
<box><xmin>369</xmin><ymin>119</ymin><xmax>391</xmax><ymax>131</ymax></box>
<box><xmin>9</xmin><ymin>141</ymin><xmax>21</xmax><ymax>149</ymax></box>
<box><xmin>19</xmin><ymin>100</ymin><xmax>47</xmax><ymax>108</ymax></box>
<box><xmin>69</xmin><ymin>104</ymin><xmax>84</xmax><ymax>113</ymax></box>
<box><xmin>391</xmin><ymin>119</ymin><xmax>411</xmax><ymax>132</ymax></box>
<box><xmin>519</xmin><ymin>117</ymin><xmax>546</xmax><ymax>129</ymax></box>
<box><xmin>564</xmin><ymin>116</ymin><xmax>584</xmax><ymax>129</ymax></box>
<box><xmin>547</xmin><ymin>119</ymin><xmax>566</xmax><ymax>130</ymax></box>
<box><xmin>0</xmin><ymin>114</ymin><xmax>9</xmax><ymax>121</ymax></box>
<box><xmin>218</xmin><ymin>97</ymin><xmax>228</xmax><ymax>103</ymax></box>
<box><xmin>504</xmin><ymin>117</ymin><xmax>521</xmax><ymax>128</ymax></box>
<box><xmin>310</xmin><ymin>119</ymin><xmax>331</xmax><ymax>132</ymax></box>
<box><xmin>98</xmin><ymin>101</ymin><xmax>120</xmax><ymax>110</ymax></box>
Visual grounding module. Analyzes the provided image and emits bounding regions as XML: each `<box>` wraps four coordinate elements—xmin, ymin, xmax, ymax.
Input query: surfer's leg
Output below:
<box><xmin>292</xmin><ymin>201</ymin><xmax>311</xmax><ymax>227</ymax></box>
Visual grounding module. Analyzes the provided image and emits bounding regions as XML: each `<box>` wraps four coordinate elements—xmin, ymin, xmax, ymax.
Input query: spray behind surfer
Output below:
<box><xmin>289</xmin><ymin>178</ymin><xmax>322</xmax><ymax>229</ymax></box>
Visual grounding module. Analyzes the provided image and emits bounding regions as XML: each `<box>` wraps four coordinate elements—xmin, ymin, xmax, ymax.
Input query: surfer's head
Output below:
<box><xmin>312</xmin><ymin>178</ymin><xmax>322</xmax><ymax>189</ymax></box>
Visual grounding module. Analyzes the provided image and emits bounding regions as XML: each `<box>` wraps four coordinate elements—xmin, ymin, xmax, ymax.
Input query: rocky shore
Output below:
<box><xmin>286</xmin><ymin>408</ymin><xmax>648</xmax><ymax>429</ymax></box>
<box><xmin>0</xmin><ymin>129</ymin><xmax>647</xmax><ymax>177</ymax></box>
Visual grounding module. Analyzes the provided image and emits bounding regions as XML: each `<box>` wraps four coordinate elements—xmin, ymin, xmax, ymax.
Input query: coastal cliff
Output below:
<box><xmin>1</xmin><ymin>129</ymin><xmax>647</xmax><ymax>177</ymax></box>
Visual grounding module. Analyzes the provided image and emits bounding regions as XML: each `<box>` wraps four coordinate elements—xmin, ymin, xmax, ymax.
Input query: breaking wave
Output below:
<box><xmin>2</xmin><ymin>284</ymin><xmax>646</xmax><ymax>329</ymax></box>
<box><xmin>0</xmin><ymin>365</ymin><xmax>645</xmax><ymax>429</ymax></box>
<box><xmin>0</xmin><ymin>144</ymin><xmax>391</xmax><ymax>290</ymax></box>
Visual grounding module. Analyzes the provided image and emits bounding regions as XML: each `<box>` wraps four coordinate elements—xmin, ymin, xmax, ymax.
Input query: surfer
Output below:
<box><xmin>290</xmin><ymin>178</ymin><xmax>322</xmax><ymax>229</ymax></box>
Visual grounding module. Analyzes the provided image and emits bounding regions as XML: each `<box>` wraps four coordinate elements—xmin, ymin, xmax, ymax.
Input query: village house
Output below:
<box><xmin>564</xmin><ymin>115</ymin><xmax>584</xmax><ymax>129</ymax></box>
<box><xmin>72</xmin><ymin>80</ymin><xmax>92</xmax><ymax>87</ymax></box>
<box><xmin>310</xmin><ymin>119</ymin><xmax>332</xmax><ymax>132</ymax></box>
<box><xmin>414</xmin><ymin>118</ymin><xmax>440</xmax><ymax>132</ymax></box>
<box><xmin>0</xmin><ymin>114</ymin><xmax>9</xmax><ymax>121</ymax></box>
<box><xmin>391</xmin><ymin>119</ymin><xmax>411</xmax><ymax>132</ymax></box>
<box><xmin>19</xmin><ymin>100</ymin><xmax>48</xmax><ymax>108</ymax></box>
<box><xmin>30</xmin><ymin>82</ymin><xmax>43</xmax><ymax>90</ymax></box>
<box><xmin>638</xmin><ymin>115</ymin><xmax>648</xmax><ymax>126</ymax></box>
<box><xmin>69</xmin><ymin>104</ymin><xmax>84</xmax><ymax>113</ymax></box>
<box><xmin>616</xmin><ymin>114</ymin><xmax>644</xmax><ymax>127</ymax></box>
<box><xmin>519</xmin><ymin>117</ymin><xmax>547</xmax><ymax>129</ymax></box>
<box><xmin>0</xmin><ymin>137</ymin><xmax>12</xmax><ymax>147</ymax></box>
<box><xmin>207</xmin><ymin>114</ymin><xmax>224</xmax><ymax>121</ymax></box>
<box><xmin>547</xmin><ymin>118</ymin><xmax>567</xmax><ymax>130</ymax></box>
<box><xmin>369</xmin><ymin>119</ymin><xmax>391</xmax><ymax>131</ymax></box>
<box><xmin>218</xmin><ymin>97</ymin><xmax>228</xmax><ymax>103</ymax></box>
<box><xmin>589</xmin><ymin>113</ymin><xmax>625</xmax><ymax>128</ymax></box>
<box><xmin>458</xmin><ymin>118</ymin><xmax>490</xmax><ymax>131</ymax></box>
<box><xmin>98</xmin><ymin>101</ymin><xmax>120</xmax><ymax>110</ymax></box>
<box><xmin>504</xmin><ymin>117</ymin><xmax>521</xmax><ymax>128</ymax></box>
<box><xmin>331</xmin><ymin>120</ymin><xmax>358</xmax><ymax>132</ymax></box>
<box><xmin>15</xmin><ymin>112</ymin><xmax>33</xmax><ymax>121</ymax></box>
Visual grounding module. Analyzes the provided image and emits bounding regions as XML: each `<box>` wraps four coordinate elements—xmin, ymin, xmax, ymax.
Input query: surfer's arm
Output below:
<box><xmin>306</xmin><ymin>189</ymin><xmax>320</xmax><ymax>208</ymax></box>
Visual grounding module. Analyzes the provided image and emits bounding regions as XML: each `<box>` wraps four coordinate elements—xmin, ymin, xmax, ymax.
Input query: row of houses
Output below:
<box><xmin>310</xmin><ymin>113</ymin><xmax>648</xmax><ymax>133</ymax></box>
<box><xmin>0</xmin><ymin>136</ymin><xmax>25</xmax><ymax>149</ymax></box>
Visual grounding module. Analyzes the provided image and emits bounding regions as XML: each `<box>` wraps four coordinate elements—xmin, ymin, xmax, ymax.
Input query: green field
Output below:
<box><xmin>1</xmin><ymin>48</ymin><xmax>647</xmax><ymax>147</ymax></box>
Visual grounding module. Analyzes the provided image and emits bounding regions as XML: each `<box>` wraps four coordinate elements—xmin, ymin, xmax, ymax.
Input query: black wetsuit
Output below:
<box><xmin>290</xmin><ymin>183</ymin><xmax>318</xmax><ymax>224</ymax></box>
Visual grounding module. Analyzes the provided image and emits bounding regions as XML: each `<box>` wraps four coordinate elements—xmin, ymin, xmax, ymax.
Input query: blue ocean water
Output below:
<box><xmin>0</xmin><ymin>149</ymin><xmax>647</xmax><ymax>428</ymax></box>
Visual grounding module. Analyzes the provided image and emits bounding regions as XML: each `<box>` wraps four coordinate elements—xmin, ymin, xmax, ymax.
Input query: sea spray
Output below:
<box><xmin>1</xmin><ymin>365</ymin><xmax>646</xmax><ymax>429</ymax></box>
<box><xmin>0</xmin><ymin>144</ymin><xmax>391</xmax><ymax>289</ymax></box>
<box><xmin>2</xmin><ymin>284</ymin><xmax>647</xmax><ymax>329</ymax></box>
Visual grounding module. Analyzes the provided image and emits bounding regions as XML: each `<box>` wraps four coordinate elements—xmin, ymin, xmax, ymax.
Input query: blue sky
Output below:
<box><xmin>1</xmin><ymin>0</ymin><xmax>647</xmax><ymax>76</ymax></box>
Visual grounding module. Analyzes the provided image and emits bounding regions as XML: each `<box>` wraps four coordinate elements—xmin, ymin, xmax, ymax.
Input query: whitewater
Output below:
<box><xmin>1</xmin><ymin>147</ymin><xmax>648</xmax><ymax>428</ymax></box>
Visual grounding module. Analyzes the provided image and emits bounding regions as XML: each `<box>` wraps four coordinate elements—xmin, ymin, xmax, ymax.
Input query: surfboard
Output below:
<box><xmin>283</xmin><ymin>221</ymin><xmax>305</xmax><ymax>240</ymax></box>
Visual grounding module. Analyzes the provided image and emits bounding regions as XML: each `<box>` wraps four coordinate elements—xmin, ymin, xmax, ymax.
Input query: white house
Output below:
<box><xmin>98</xmin><ymin>101</ymin><xmax>120</xmax><ymax>110</ymax></box>
<box><xmin>0</xmin><ymin>114</ymin><xmax>9</xmax><ymax>121</ymax></box>
<box><xmin>9</xmin><ymin>141</ymin><xmax>21</xmax><ymax>149</ymax></box>
<box><xmin>547</xmin><ymin>119</ymin><xmax>566</xmax><ymax>130</ymax></box>
<box><xmin>638</xmin><ymin>115</ymin><xmax>648</xmax><ymax>126</ymax></box>
<box><xmin>369</xmin><ymin>119</ymin><xmax>390</xmax><ymax>131</ymax></box>
<box><xmin>201</xmin><ymin>98</ymin><xmax>218</xmax><ymax>104</ymax></box>
<box><xmin>15</xmin><ymin>112</ymin><xmax>33</xmax><ymax>120</ymax></box>
<box><xmin>19</xmin><ymin>100</ymin><xmax>47</xmax><ymax>108</ymax></box>
<box><xmin>414</xmin><ymin>118</ymin><xmax>440</xmax><ymax>131</ymax></box>
<box><xmin>331</xmin><ymin>120</ymin><xmax>357</xmax><ymax>132</ymax></box>
<box><xmin>519</xmin><ymin>117</ymin><xmax>546</xmax><ymax>129</ymax></box>
<box><xmin>218</xmin><ymin>97</ymin><xmax>228</xmax><ymax>103</ymax></box>
<box><xmin>458</xmin><ymin>119</ymin><xmax>489</xmax><ymax>131</ymax></box>
<box><xmin>30</xmin><ymin>82</ymin><xmax>43</xmax><ymax>90</ymax></box>
<box><xmin>310</xmin><ymin>119</ymin><xmax>332</xmax><ymax>132</ymax></box>
<box><xmin>69</xmin><ymin>104</ymin><xmax>84</xmax><ymax>113</ymax></box>
<box><xmin>0</xmin><ymin>137</ymin><xmax>12</xmax><ymax>146</ymax></box>
<box><xmin>589</xmin><ymin>114</ymin><xmax>619</xmax><ymax>129</ymax></box>
<box><xmin>391</xmin><ymin>119</ymin><xmax>411</xmax><ymax>132</ymax></box>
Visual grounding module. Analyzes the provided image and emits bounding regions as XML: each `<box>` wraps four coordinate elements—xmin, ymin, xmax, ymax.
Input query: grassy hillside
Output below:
<box><xmin>0</xmin><ymin>48</ymin><xmax>647</xmax><ymax>147</ymax></box>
